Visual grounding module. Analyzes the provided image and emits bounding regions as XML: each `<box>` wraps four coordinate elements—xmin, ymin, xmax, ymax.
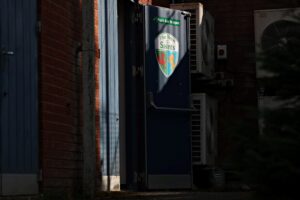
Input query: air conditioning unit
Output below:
<box><xmin>258</xmin><ymin>95</ymin><xmax>299</xmax><ymax>135</ymax></box>
<box><xmin>254</xmin><ymin>8</ymin><xmax>300</xmax><ymax>79</ymax></box>
<box><xmin>255</xmin><ymin>8</ymin><xmax>300</xmax><ymax>135</ymax></box>
<box><xmin>191</xmin><ymin>93</ymin><xmax>218</xmax><ymax>166</ymax></box>
<box><xmin>171</xmin><ymin>3</ymin><xmax>215</xmax><ymax>77</ymax></box>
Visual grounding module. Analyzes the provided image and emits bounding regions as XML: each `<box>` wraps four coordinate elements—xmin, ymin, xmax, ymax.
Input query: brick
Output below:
<box><xmin>43</xmin><ymin>142</ymin><xmax>82</xmax><ymax>154</ymax></box>
<box><xmin>42</xmin><ymin>120</ymin><xmax>76</xmax><ymax>134</ymax></box>
<box><xmin>43</xmin><ymin>168</ymin><xmax>82</xmax><ymax>179</ymax></box>
<box><xmin>40</xmin><ymin>0</ymin><xmax>99</xmax><ymax>192</ymax></box>
<box><xmin>43</xmin><ymin>178</ymin><xmax>79</xmax><ymax>188</ymax></box>
<box><xmin>43</xmin><ymin>159</ymin><xmax>82</xmax><ymax>170</ymax></box>
<box><xmin>42</xmin><ymin>131</ymin><xmax>82</xmax><ymax>143</ymax></box>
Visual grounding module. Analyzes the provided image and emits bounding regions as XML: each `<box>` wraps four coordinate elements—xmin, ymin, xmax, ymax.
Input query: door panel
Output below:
<box><xmin>123</xmin><ymin>3</ymin><xmax>192</xmax><ymax>190</ymax></box>
<box><xmin>0</xmin><ymin>0</ymin><xmax>38</xmax><ymax>195</ymax></box>
<box><xmin>144</xmin><ymin>6</ymin><xmax>192</xmax><ymax>189</ymax></box>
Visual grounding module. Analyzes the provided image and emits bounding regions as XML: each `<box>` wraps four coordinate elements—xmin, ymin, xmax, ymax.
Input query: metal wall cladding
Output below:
<box><xmin>144</xmin><ymin>6</ymin><xmax>191</xmax><ymax>176</ymax></box>
<box><xmin>0</xmin><ymin>0</ymin><xmax>38</xmax><ymax>173</ymax></box>
<box><xmin>99</xmin><ymin>0</ymin><xmax>120</xmax><ymax>178</ymax></box>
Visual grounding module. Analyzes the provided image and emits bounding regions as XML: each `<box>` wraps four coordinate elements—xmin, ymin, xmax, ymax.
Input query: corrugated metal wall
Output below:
<box><xmin>0</xmin><ymin>0</ymin><xmax>38</xmax><ymax>174</ymax></box>
<box><xmin>99</xmin><ymin>0</ymin><xmax>120</xmax><ymax>191</ymax></box>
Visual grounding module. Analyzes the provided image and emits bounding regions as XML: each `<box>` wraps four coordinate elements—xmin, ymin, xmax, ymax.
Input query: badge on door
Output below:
<box><xmin>155</xmin><ymin>33</ymin><xmax>179</xmax><ymax>78</ymax></box>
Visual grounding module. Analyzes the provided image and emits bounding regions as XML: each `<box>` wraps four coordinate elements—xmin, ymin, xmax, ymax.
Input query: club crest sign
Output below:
<box><xmin>155</xmin><ymin>33</ymin><xmax>179</xmax><ymax>78</ymax></box>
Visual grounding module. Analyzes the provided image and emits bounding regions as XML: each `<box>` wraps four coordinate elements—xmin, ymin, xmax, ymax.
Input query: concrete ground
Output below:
<box><xmin>0</xmin><ymin>191</ymin><xmax>257</xmax><ymax>200</ymax></box>
<box><xmin>96</xmin><ymin>191</ymin><xmax>256</xmax><ymax>200</ymax></box>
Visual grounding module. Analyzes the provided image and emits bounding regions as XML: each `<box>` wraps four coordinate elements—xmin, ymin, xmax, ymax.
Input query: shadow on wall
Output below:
<box><xmin>228</xmin><ymin>14</ymin><xmax>300</xmax><ymax>199</ymax></box>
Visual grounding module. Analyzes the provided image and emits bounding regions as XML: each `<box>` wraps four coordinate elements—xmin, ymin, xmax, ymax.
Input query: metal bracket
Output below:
<box><xmin>181</xmin><ymin>11</ymin><xmax>191</xmax><ymax>18</ymax></box>
<box><xmin>135</xmin><ymin>12</ymin><xmax>142</xmax><ymax>23</ymax></box>
<box><xmin>36</xmin><ymin>21</ymin><xmax>42</xmax><ymax>34</ymax></box>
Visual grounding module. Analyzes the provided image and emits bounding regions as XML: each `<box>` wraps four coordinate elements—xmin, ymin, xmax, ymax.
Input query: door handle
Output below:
<box><xmin>1</xmin><ymin>50</ymin><xmax>14</xmax><ymax>55</ymax></box>
<box><xmin>1</xmin><ymin>49</ymin><xmax>14</xmax><ymax>68</ymax></box>
<box><xmin>150</xmin><ymin>101</ymin><xmax>197</xmax><ymax>112</ymax></box>
<box><xmin>147</xmin><ymin>92</ymin><xmax>197</xmax><ymax>112</ymax></box>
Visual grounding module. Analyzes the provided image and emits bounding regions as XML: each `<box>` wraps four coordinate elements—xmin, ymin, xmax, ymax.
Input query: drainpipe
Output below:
<box><xmin>82</xmin><ymin>0</ymin><xmax>96</xmax><ymax>199</ymax></box>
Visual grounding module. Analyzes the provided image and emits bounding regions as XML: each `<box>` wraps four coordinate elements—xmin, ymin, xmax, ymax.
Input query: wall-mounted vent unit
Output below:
<box><xmin>171</xmin><ymin>3</ymin><xmax>215</xmax><ymax>78</ymax></box>
<box><xmin>254</xmin><ymin>8</ymin><xmax>300</xmax><ymax>79</ymax></box>
<box><xmin>258</xmin><ymin>96</ymin><xmax>299</xmax><ymax>135</ymax></box>
<box><xmin>255</xmin><ymin>8</ymin><xmax>300</xmax><ymax>136</ymax></box>
<box><xmin>191</xmin><ymin>93</ymin><xmax>218</xmax><ymax>166</ymax></box>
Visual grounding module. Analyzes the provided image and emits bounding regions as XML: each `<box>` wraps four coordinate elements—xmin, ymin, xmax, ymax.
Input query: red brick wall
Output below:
<box><xmin>40</xmin><ymin>0</ymin><xmax>83</xmax><ymax>193</ymax></box>
<box><xmin>40</xmin><ymin>0</ymin><xmax>100</xmax><ymax>194</ymax></box>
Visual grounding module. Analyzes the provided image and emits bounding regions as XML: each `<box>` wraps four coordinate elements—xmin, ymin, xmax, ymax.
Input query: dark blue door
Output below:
<box><xmin>144</xmin><ymin>6</ymin><xmax>192</xmax><ymax>189</ymax></box>
<box><xmin>0</xmin><ymin>0</ymin><xmax>38</xmax><ymax>195</ymax></box>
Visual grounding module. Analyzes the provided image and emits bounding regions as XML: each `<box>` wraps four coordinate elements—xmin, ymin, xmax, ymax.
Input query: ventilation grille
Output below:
<box><xmin>170</xmin><ymin>3</ymin><xmax>203</xmax><ymax>74</ymax></box>
<box><xmin>191</xmin><ymin>93</ymin><xmax>218</xmax><ymax>166</ymax></box>
<box><xmin>170</xmin><ymin>3</ymin><xmax>215</xmax><ymax>77</ymax></box>
<box><xmin>186</xmin><ymin>8</ymin><xmax>197</xmax><ymax>71</ymax></box>
<box><xmin>191</xmin><ymin>97</ymin><xmax>202</xmax><ymax>165</ymax></box>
